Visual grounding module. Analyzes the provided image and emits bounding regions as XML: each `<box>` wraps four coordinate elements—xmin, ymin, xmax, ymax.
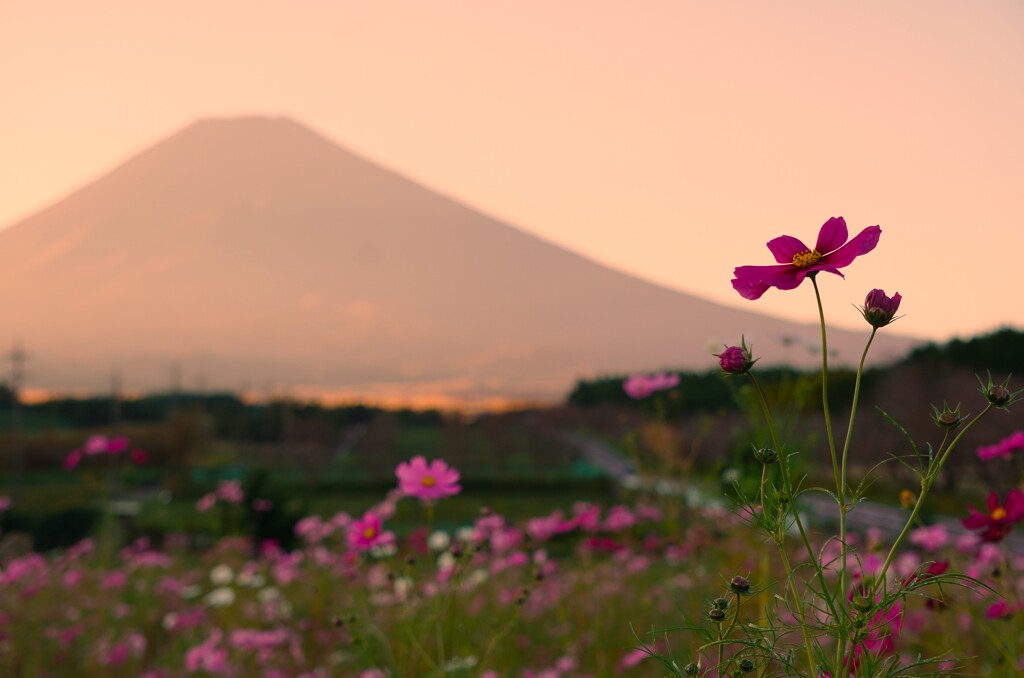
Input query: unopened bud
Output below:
<box><xmin>716</xmin><ymin>337</ymin><xmax>756</xmax><ymax>375</ymax></box>
<box><xmin>932</xmin><ymin>403</ymin><xmax>963</xmax><ymax>430</ymax></box>
<box><xmin>986</xmin><ymin>385</ymin><xmax>1011</xmax><ymax>407</ymax></box>
<box><xmin>708</xmin><ymin>607</ymin><xmax>726</xmax><ymax>621</ymax></box>
<box><xmin>754</xmin><ymin>447</ymin><xmax>778</xmax><ymax>465</ymax></box>
<box><xmin>739</xmin><ymin>658</ymin><xmax>755</xmax><ymax>673</ymax></box>
<box><xmin>729</xmin><ymin>575</ymin><xmax>751</xmax><ymax>594</ymax></box>
<box><xmin>977</xmin><ymin>372</ymin><xmax>1019</xmax><ymax>409</ymax></box>
<box><xmin>860</xmin><ymin>289</ymin><xmax>902</xmax><ymax>329</ymax></box>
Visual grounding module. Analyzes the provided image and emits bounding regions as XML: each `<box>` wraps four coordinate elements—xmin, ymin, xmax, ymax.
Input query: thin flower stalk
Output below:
<box><xmin>871</xmin><ymin>404</ymin><xmax>995</xmax><ymax>598</ymax></box>
<box><xmin>835</xmin><ymin>325</ymin><xmax>878</xmax><ymax>667</ymax></box>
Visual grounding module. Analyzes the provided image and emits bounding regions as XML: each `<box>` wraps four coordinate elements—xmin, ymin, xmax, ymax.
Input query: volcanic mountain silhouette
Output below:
<box><xmin>0</xmin><ymin>117</ymin><xmax>918</xmax><ymax>405</ymax></box>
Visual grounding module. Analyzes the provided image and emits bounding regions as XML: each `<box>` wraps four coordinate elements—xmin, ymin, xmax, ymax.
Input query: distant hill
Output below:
<box><xmin>0</xmin><ymin>117</ymin><xmax>920</xmax><ymax>405</ymax></box>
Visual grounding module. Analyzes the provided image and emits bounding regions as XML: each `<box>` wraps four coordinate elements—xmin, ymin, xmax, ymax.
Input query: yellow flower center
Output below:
<box><xmin>422</xmin><ymin>475</ymin><xmax>436</xmax><ymax>487</ymax></box>
<box><xmin>991</xmin><ymin>507</ymin><xmax>1007</xmax><ymax>521</ymax></box>
<box><xmin>791</xmin><ymin>249</ymin><xmax>823</xmax><ymax>268</ymax></box>
<box><xmin>363</xmin><ymin>526</ymin><xmax>377</xmax><ymax>539</ymax></box>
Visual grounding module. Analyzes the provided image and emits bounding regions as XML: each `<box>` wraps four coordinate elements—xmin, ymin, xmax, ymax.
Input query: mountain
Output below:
<box><xmin>0</xmin><ymin>117</ymin><xmax>919</xmax><ymax>406</ymax></box>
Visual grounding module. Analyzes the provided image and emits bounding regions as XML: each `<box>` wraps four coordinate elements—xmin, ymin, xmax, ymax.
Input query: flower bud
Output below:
<box><xmin>932</xmin><ymin>403</ymin><xmax>963</xmax><ymax>430</ymax></box>
<box><xmin>754</xmin><ymin>447</ymin><xmax>778</xmax><ymax>465</ymax></box>
<box><xmin>683</xmin><ymin>663</ymin><xmax>699</xmax><ymax>675</ymax></box>
<box><xmin>716</xmin><ymin>344</ymin><xmax>753</xmax><ymax>375</ymax></box>
<box><xmin>729</xmin><ymin>575</ymin><xmax>751</xmax><ymax>594</ymax></box>
<box><xmin>860</xmin><ymin>289</ymin><xmax>901</xmax><ymax>328</ymax></box>
<box><xmin>713</xmin><ymin>597</ymin><xmax>729</xmax><ymax>610</ymax></box>
<box><xmin>739</xmin><ymin>658</ymin><xmax>755</xmax><ymax>673</ymax></box>
<box><xmin>708</xmin><ymin>607</ymin><xmax>726</xmax><ymax>621</ymax></box>
<box><xmin>852</xmin><ymin>596</ymin><xmax>873</xmax><ymax>613</ymax></box>
<box><xmin>977</xmin><ymin>372</ymin><xmax>1019</xmax><ymax>410</ymax></box>
<box><xmin>987</xmin><ymin>385</ymin><xmax>1011</xmax><ymax>406</ymax></box>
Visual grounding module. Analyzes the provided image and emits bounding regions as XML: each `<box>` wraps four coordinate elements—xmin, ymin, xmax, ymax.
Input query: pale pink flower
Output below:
<box><xmin>84</xmin><ymin>435</ymin><xmax>110</xmax><ymax>455</ymax></box>
<box><xmin>909</xmin><ymin>523</ymin><xmax>949</xmax><ymax>551</ymax></box>
<box><xmin>185</xmin><ymin>629</ymin><xmax>228</xmax><ymax>674</ymax></box>
<box><xmin>216</xmin><ymin>480</ymin><xmax>244</xmax><ymax>503</ymax></box>
<box><xmin>196</xmin><ymin>494</ymin><xmax>216</xmax><ymax>512</ymax></box>
<box><xmin>622</xmin><ymin>372</ymin><xmax>679</xmax><ymax>399</ymax></box>
<box><xmin>396</xmin><ymin>456</ymin><xmax>461</xmax><ymax>501</ymax></box>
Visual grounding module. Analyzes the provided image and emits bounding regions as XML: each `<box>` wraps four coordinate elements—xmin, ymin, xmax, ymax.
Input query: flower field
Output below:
<box><xmin>2</xmin><ymin>215</ymin><xmax>1022</xmax><ymax>676</ymax></box>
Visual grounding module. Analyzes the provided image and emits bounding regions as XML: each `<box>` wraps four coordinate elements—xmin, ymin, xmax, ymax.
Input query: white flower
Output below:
<box><xmin>427</xmin><ymin>530</ymin><xmax>451</xmax><ymax>552</ymax></box>
<box><xmin>162</xmin><ymin>612</ymin><xmax>178</xmax><ymax>630</ymax></box>
<box><xmin>237</xmin><ymin>570</ymin><xmax>265</xmax><ymax>588</ymax></box>
<box><xmin>204</xmin><ymin>586</ymin><xmax>236</xmax><ymax>607</ymax></box>
<box><xmin>464</xmin><ymin>569</ymin><xmax>488</xmax><ymax>588</ymax></box>
<box><xmin>370</xmin><ymin>543</ymin><xmax>397</xmax><ymax>558</ymax></box>
<box><xmin>437</xmin><ymin>552</ymin><xmax>456</xmax><ymax>572</ymax></box>
<box><xmin>257</xmin><ymin>586</ymin><xmax>280</xmax><ymax>603</ymax></box>
<box><xmin>455</xmin><ymin>526</ymin><xmax>475</xmax><ymax>543</ymax></box>
<box><xmin>393</xmin><ymin>576</ymin><xmax>414</xmax><ymax>600</ymax></box>
<box><xmin>209</xmin><ymin>564</ymin><xmax>235</xmax><ymax>586</ymax></box>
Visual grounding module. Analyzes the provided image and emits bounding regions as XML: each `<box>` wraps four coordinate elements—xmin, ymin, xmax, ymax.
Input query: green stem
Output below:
<box><xmin>873</xmin><ymin>405</ymin><xmax>994</xmax><ymax>595</ymax></box>
<box><xmin>835</xmin><ymin>327</ymin><xmax>877</xmax><ymax>669</ymax></box>
<box><xmin>810</xmin><ymin>276</ymin><xmax>839</xmax><ymax>490</ymax></box>
<box><xmin>747</xmin><ymin>372</ymin><xmax>826</xmax><ymax>673</ymax></box>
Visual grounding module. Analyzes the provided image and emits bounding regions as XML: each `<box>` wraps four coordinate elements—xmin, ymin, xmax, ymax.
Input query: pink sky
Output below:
<box><xmin>2</xmin><ymin>0</ymin><xmax>1022</xmax><ymax>340</ymax></box>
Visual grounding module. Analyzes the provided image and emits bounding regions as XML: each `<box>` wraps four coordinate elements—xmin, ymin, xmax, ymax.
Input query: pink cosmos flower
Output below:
<box><xmin>909</xmin><ymin>523</ymin><xmax>949</xmax><ymax>551</ymax></box>
<box><xmin>395</xmin><ymin>456</ymin><xmax>461</xmax><ymax>501</ymax></box>
<box><xmin>347</xmin><ymin>512</ymin><xmax>395</xmax><ymax>551</ymax></box>
<box><xmin>962</xmin><ymin>489</ymin><xmax>1024</xmax><ymax>542</ymax></box>
<box><xmin>216</xmin><ymin>480</ymin><xmax>244</xmax><ymax>503</ymax></box>
<box><xmin>977</xmin><ymin>430</ymin><xmax>1024</xmax><ymax>461</ymax></box>
<box><xmin>106</xmin><ymin>437</ymin><xmax>129</xmax><ymax>454</ymax></box>
<box><xmin>84</xmin><ymin>435</ymin><xmax>110</xmax><ymax>455</ymax></box>
<box><xmin>731</xmin><ymin>216</ymin><xmax>881</xmax><ymax>300</ymax></box>
<box><xmin>986</xmin><ymin>599</ymin><xmax>1015</xmax><ymax>619</ymax></box>
<box><xmin>622</xmin><ymin>372</ymin><xmax>679</xmax><ymax>399</ymax></box>
<box><xmin>64</xmin><ymin>449</ymin><xmax>83</xmax><ymax>470</ymax></box>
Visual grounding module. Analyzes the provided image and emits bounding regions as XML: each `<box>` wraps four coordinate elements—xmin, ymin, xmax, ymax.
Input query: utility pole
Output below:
<box><xmin>9</xmin><ymin>342</ymin><xmax>28</xmax><ymax>500</ymax></box>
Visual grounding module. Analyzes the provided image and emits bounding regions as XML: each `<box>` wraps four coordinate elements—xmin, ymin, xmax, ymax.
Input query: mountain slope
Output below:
<box><xmin>0</xmin><ymin>117</ymin><xmax>919</xmax><ymax>403</ymax></box>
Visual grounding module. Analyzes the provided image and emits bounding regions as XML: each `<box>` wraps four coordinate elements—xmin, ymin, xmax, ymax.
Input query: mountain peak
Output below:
<box><xmin>0</xmin><ymin>119</ymin><xmax>920</xmax><ymax>404</ymax></box>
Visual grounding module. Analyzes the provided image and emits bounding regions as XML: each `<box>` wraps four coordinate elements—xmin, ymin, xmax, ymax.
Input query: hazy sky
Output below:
<box><xmin>2</xmin><ymin>1</ymin><xmax>1022</xmax><ymax>341</ymax></box>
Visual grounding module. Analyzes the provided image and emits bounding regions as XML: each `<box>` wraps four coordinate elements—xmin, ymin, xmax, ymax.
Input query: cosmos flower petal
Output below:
<box><xmin>814</xmin><ymin>216</ymin><xmax>849</xmax><ymax>254</ymax></box>
<box><xmin>804</xmin><ymin>263</ymin><xmax>846</xmax><ymax>278</ymax></box>
<box><xmin>766</xmin><ymin>235</ymin><xmax>811</xmax><ymax>264</ymax></box>
<box><xmin>732</xmin><ymin>264</ymin><xmax>806</xmax><ymax>300</ymax></box>
<box><xmin>821</xmin><ymin>226</ymin><xmax>881</xmax><ymax>268</ymax></box>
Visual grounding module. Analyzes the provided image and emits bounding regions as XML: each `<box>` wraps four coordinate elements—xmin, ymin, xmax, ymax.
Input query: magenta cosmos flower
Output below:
<box><xmin>962</xmin><ymin>489</ymin><xmax>1024</xmax><ymax>542</ymax></box>
<box><xmin>731</xmin><ymin>217</ymin><xmax>881</xmax><ymax>300</ymax></box>
<box><xmin>396</xmin><ymin>456</ymin><xmax>461</xmax><ymax>501</ymax></box>
<box><xmin>347</xmin><ymin>512</ymin><xmax>395</xmax><ymax>551</ymax></box>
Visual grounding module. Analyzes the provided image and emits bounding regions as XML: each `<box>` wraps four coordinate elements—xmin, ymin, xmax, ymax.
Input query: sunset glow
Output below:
<box><xmin>2</xmin><ymin>1</ymin><xmax>1022</xmax><ymax>343</ymax></box>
